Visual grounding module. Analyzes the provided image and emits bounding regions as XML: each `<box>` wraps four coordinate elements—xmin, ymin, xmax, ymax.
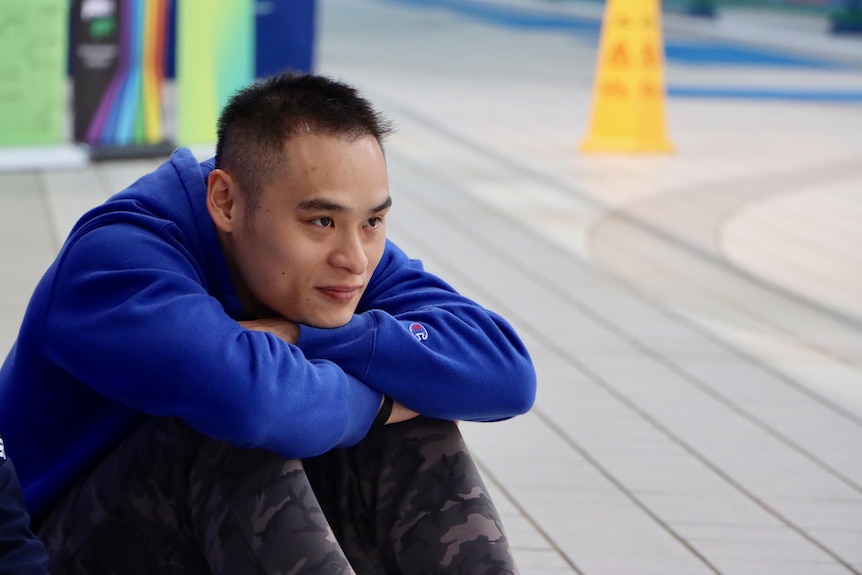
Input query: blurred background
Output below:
<box><xmin>1</xmin><ymin>0</ymin><xmax>860</xmax><ymax>159</ymax></box>
<box><xmin>1</xmin><ymin>1</ymin><xmax>861</xmax><ymax>574</ymax></box>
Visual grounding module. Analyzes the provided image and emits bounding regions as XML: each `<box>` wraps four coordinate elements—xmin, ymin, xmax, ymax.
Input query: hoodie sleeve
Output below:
<box><xmin>296</xmin><ymin>240</ymin><xmax>536</xmax><ymax>422</ymax></box>
<box><xmin>40</xmin><ymin>221</ymin><xmax>382</xmax><ymax>459</ymax></box>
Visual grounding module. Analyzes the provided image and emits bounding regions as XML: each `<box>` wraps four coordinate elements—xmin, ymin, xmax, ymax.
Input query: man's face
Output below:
<box><xmin>223</xmin><ymin>133</ymin><xmax>390</xmax><ymax>328</ymax></box>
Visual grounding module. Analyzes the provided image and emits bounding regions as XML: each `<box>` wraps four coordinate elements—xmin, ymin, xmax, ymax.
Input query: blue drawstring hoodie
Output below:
<box><xmin>0</xmin><ymin>148</ymin><xmax>536</xmax><ymax>521</ymax></box>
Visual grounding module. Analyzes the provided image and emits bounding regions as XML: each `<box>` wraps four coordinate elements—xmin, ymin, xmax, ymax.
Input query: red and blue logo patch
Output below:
<box><xmin>409</xmin><ymin>322</ymin><xmax>429</xmax><ymax>342</ymax></box>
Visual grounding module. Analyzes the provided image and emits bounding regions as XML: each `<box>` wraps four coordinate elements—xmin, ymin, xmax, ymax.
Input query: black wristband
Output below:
<box><xmin>372</xmin><ymin>395</ymin><xmax>393</xmax><ymax>429</ymax></box>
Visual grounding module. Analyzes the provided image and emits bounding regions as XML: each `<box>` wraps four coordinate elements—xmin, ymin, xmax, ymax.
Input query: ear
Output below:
<box><xmin>207</xmin><ymin>169</ymin><xmax>238</xmax><ymax>233</ymax></box>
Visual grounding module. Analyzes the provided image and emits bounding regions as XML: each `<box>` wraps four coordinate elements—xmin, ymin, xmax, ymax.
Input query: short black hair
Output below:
<box><xmin>215</xmin><ymin>73</ymin><xmax>393</xmax><ymax>208</ymax></box>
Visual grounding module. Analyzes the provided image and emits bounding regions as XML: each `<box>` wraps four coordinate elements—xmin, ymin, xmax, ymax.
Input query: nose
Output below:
<box><xmin>328</xmin><ymin>230</ymin><xmax>369</xmax><ymax>274</ymax></box>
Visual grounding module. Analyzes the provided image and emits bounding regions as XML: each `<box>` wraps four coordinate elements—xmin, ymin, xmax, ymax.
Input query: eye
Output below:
<box><xmin>365</xmin><ymin>216</ymin><xmax>384</xmax><ymax>229</ymax></box>
<box><xmin>310</xmin><ymin>217</ymin><xmax>333</xmax><ymax>228</ymax></box>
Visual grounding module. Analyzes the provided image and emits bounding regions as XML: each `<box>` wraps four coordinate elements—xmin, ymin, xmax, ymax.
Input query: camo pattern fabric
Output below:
<box><xmin>304</xmin><ymin>415</ymin><xmax>517</xmax><ymax>575</ymax></box>
<box><xmin>37</xmin><ymin>416</ymin><xmax>517</xmax><ymax>575</ymax></box>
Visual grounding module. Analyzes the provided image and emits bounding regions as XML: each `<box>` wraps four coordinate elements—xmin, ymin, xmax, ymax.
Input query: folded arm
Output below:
<box><xmin>41</xmin><ymin>223</ymin><xmax>382</xmax><ymax>458</ymax></box>
<box><xmin>296</xmin><ymin>240</ymin><xmax>537</xmax><ymax>422</ymax></box>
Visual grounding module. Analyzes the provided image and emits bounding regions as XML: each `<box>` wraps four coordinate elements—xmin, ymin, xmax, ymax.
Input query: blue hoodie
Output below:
<box><xmin>0</xmin><ymin>148</ymin><xmax>536</xmax><ymax>521</ymax></box>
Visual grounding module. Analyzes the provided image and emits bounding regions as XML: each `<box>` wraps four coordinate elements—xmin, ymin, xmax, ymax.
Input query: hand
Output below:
<box><xmin>387</xmin><ymin>400</ymin><xmax>420</xmax><ymax>425</ymax></box>
<box><xmin>239</xmin><ymin>317</ymin><xmax>300</xmax><ymax>345</ymax></box>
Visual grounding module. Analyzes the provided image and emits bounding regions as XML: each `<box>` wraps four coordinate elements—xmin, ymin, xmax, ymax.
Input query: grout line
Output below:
<box><xmin>381</xmin><ymin>99</ymin><xmax>862</xmax><ymax>431</ymax></box>
<box><xmin>35</xmin><ymin>173</ymin><xmax>62</xmax><ymax>253</ymax></box>
<box><xmin>393</xmin><ymin>214</ymin><xmax>860</xmax><ymax>574</ymax></box>
<box><xmin>472</xmin><ymin>457</ymin><xmax>586</xmax><ymax>575</ymax></box>
<box><xmin>385</xmin><ymin>96</ymin><xmax>862</xmax><ymax>337</ymax></box>
<box><xmin>387</xmin><ymin>156</ymin><xmax>862</xmax><ymax>492</ymax></box>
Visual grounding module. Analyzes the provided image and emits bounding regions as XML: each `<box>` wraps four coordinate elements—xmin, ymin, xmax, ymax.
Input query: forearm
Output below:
<box><xmin>297</xmin><ymin>309</ymin><xmax>536</xmax><ymax>421</ymax></box>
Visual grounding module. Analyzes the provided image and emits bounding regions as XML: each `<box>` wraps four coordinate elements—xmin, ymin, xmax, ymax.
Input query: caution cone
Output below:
<box><xmin>580</xmin><ymin>0</ymin><xmax>674</xmax><ymax>153</ymax></box>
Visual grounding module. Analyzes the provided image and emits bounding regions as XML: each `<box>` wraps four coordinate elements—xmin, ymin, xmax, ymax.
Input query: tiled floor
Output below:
<box><xmin>1</xmin><ymin>1</ymin><xmax>861</xmax><ymax>573</ymax></box>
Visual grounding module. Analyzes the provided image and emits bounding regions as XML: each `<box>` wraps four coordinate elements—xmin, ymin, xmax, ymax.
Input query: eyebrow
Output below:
<box><xmin>372</xmin><ymin>196</ymin><xmax>393</xmax><ymax>213</ymax></box>
<box><xmin>297</xmin><ymin>196</ymin><xmax>392</xmax><ymax>214</ymax></box>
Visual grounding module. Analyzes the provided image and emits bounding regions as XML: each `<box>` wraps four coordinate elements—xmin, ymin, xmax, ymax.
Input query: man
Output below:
<box><xmin>0</xmin><ymin>73</ymin><xmax>536</xmax><ymax>574</ymax></box>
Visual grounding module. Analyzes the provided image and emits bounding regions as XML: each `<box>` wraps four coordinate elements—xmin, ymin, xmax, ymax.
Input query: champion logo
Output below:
<box><xmin>409</xmin><ymin>322</ymin><xmax>429</xmax><ymax>342</ymax></box>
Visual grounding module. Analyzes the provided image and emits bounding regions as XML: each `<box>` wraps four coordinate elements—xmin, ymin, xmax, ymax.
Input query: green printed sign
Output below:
<box><xmin>0</xmin><ymin>0</ymin><xmax>69</xmax><ymax>146</ymax></box>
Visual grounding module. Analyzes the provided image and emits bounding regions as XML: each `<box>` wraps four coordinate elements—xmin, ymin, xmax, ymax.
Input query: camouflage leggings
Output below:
<box><xmin>37</xmin><ymin>416</ymin><xmax>517</xmax><ymax>575</ymax></box>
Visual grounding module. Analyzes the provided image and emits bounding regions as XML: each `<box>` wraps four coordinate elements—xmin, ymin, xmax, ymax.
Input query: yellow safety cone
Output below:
<box><xmin>580</xmin><ymin>0</ymin><xmax>674</xmax><ymax>153</ymax></box>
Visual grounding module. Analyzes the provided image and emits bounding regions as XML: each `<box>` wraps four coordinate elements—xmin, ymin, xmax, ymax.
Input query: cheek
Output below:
<box><xmin>272</xmin><ymin>245</ymin><xmax>321</xmax><ymax>289</ymax></box>
<box><xmin>245</xmin><ymin>240</ymin><xmax>294</xmax><ymax>288</ymax></box>
<box><xmin>368</xmin><ymin>241</ymin><xmax>386</xmax><ymax>271</ymax></box>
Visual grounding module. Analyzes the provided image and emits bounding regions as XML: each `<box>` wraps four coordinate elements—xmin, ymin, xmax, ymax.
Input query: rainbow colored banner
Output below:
<box><xmin>74</xmin><ymin>0</ymin><xmax>169</xmax><ymax>148</ymax></box>
<box><xmin>85</xmin><ymin>0</ymin><xmax>168</xmax><ymax>146</ymax></box>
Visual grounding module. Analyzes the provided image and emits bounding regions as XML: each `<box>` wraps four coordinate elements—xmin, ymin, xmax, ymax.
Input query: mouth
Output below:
<box><xmin>316</xmin><ymin>286</ymin><xmax>362</xmax><ymax>303</ymax></box>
